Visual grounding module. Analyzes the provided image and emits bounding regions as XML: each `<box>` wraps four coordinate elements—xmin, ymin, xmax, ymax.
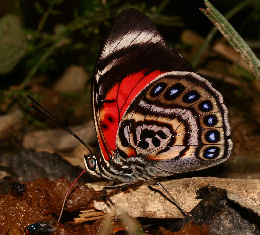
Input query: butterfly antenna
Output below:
<box><xmin>26</xmin><ymin>95</ymin><xmax>93</xmax><ymax>222</ymax></box>
<box><xmin>58</xmin><ymin>168</ymin><xmax>87</xmax><ymax>222</ymax></box>
<box><xmin>26</xmin><ymin>95</ymin><xmax>92</xmax><ymax>154</ymax></box>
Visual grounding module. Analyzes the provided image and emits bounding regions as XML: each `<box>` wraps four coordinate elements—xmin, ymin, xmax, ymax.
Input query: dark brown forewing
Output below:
<box><xmin>93</xmin><ymin>8</ymin><xmax>194</xmax><ymax>106</ymax></box>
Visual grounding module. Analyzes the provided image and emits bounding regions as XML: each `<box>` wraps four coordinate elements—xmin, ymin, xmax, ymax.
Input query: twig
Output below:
<box><xmin>37</xmin><ymin>0</ymin><xmax>59</xmax><ymax>32</ymax></box>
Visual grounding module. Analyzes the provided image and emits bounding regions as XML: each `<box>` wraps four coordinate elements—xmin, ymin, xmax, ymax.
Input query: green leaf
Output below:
<box><xmin>0</xmin><ymin>14</ymin><xmax>27</xmax><ymax>75</ymax></box>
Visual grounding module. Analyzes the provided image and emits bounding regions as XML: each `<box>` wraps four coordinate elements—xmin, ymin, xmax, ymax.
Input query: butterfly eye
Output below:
<box><xmin>84</xmin><ymin>155</ymin><xmax>97</xmax><ymax>171</ymax></box>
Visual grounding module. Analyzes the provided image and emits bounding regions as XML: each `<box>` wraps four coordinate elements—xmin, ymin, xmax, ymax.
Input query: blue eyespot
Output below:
<box><xmin>203</xmin><ymin>146</ymin><xmax>220</xmax><ymax>159</ymax></box>
<box><xmin>203</xmin><ymin>115</ymin><xmax>218</xmax><ymax>127</ymax></box>
<box><xmin>199</xmin><ymin>100</ymin><xmax>213</xmax><ymax>112</ymax></box>
<box><xmin>205</xmin><ymin>130</ymin><xmax>220</xmax><ymax>143</ymax></box>
<box><xmin>164</xmin><ymin>83</ymin><xmax>185</xmax><ymax>100</ymax></box>
<box><xmin>183</xmin><ymin>90</ymin><xmax>200</xmax><ymax>103</ymax></box>
<box><xmin>150</xmin><ymin>82</ymin><xmax>167</xmax><ymax>97</ymax></box>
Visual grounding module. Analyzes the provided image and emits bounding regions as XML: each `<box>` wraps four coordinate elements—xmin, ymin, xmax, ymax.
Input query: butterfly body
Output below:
<box><xmin>84</xmin><ymin>9</ymin><xmax>232</xmax><ymax>183</ymax></box>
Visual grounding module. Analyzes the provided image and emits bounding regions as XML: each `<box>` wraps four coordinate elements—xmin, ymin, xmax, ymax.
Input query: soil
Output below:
<box><xmin>0</xmin><ymin>178</ymin><xmax>104</xmax><ymax>234</ymax></box>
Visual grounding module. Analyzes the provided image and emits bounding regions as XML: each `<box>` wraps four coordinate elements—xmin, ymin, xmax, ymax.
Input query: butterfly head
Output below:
<box><xmin>83</xmin><ymin>153</ymin><xmax>103</xmax><ymax>178</ymax></box>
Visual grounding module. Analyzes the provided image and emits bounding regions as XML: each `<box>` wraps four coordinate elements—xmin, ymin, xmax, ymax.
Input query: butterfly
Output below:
<box><xmin>83</xmin><ymin>8</ymin><xmax>233</xmax><ymax>183</ymax></box>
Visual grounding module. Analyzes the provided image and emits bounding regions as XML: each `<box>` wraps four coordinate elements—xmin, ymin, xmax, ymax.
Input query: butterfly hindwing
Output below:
<box><xmin>93</xmin><ymin>8</ymin><xmax>193</xmax><ymax>162</ymax></box>
<box><xmin>116</xmin><ymin>71</ymin><xmax>232</xmax><ymax>177</ymax></box>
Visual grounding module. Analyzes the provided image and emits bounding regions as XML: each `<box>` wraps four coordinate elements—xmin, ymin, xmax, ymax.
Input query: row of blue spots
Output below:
<box><xmin>151</xmin><ymin>83</ymin><xmax>211</xmax><ymax>107</ymax></box>
<box><xmin>150</xmin><ymin>82</ymin><xmax>185</xmax><ymax>100</ymax></box>
<box><xmin>150</xmin><ymin>84</ymin><xmax>215</xmax><ymax>119</ymax></box>
<box><xmin>203</xmin><ymin>146</ymin><xmax>220</xmax><ymax>159</ymax></box>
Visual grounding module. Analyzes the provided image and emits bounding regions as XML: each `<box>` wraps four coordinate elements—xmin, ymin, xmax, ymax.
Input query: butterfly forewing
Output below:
<box><xmin>93</xmin><ymin>9</ymin><xmax>193</xmax><ymax>162</ymax></box>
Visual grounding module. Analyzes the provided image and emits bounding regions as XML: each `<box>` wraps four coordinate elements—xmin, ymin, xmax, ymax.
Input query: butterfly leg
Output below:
<box><xmin>102</xmin><ymin>182</ymin><xmax>142</xmax><ymax>208</ymax></box>
<box><xmin>149</xmin><ymin>181</ymin><xmax>188</xmax><ymax>217</ymax></box>
<box><xmin>103</xmin><ymin>182</ymin><xmax>128</xmax><ymax>207</ymax></box>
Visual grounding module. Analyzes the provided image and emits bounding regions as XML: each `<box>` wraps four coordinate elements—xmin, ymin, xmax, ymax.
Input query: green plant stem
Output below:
<box><xmin>22</xmin><ymin>13</ymin><xmax>111</xmax><ymax>86</ymax></box>
<box><xmin>193</xmin><ymin>0</ymin><xmax>253</xmax><ymax>67</ymax></box>
<box><xmin>200</xmin><ymin>0</ymin><xmax>260</xmax><ymax>80</ymax></box>
<box><xmin>37</xmin><ymin>0</ymin><xmax>59</xmax><ymax>32</ymax></box>
<box><xmin>23</xmin><ymin>40</ymin><xmax>59</xmax><ymax>86</ymax></box>
<box><xmin>157</xmin><ymin>0</ymin><xmax>170</xmax><ymax>13</ymax></box>
<box><xmin>23</xmin><ymin>17</ymin><xmax>89</xmax><ymax>86</ymax></box>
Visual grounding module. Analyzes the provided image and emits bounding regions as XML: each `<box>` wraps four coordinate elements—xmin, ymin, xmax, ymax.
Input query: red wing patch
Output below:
<box><xmin>98</xmin><ymin>70</ymin><xmax>163</xmax><ymax>161</ymax></box>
